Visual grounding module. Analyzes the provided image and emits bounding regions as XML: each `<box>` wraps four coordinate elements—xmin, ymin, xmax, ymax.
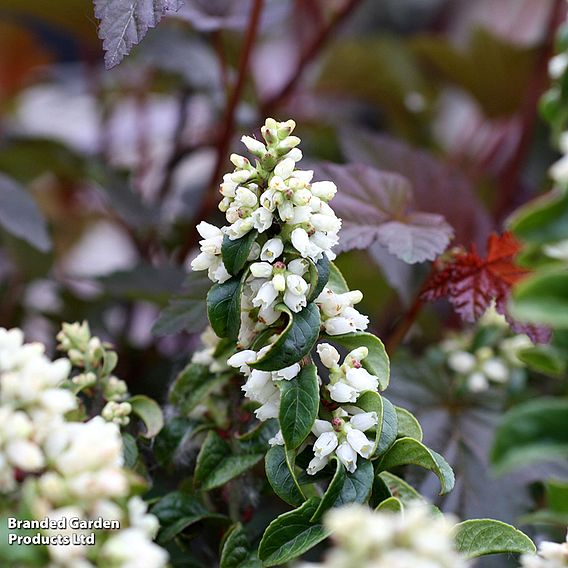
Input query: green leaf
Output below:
<box><xmin>194</xmin><ymin>431</ymin><xmax>263</xmax><ymax>491</ymax></box>
<box><xmin>516</xmin><ymin>345</ymin><xmax>566</xmax><ymax>377</ymax></box>
<box><xmin>152</xmin><ymin>491</ymin><xmax>226</xmax><ymax>544</ymax></box>
<box><xmin>311</xmin><ymin>458</ymin><xmax>346</xmax><ymax>521</ymax></box>
<box><xmin>454</xmin><ymin>520</ymin><xmax>535</xmax><ymax>559</ymax></box>
<box><xmin>154</xmin><ymin>416</ymin><xmax>195</xmax><ymax>467</ymax></box>
<box><xmin>509</xmin><ymin>188</ymin><xmax>568</xmax><ymax>245</ymax></box>
<box><xmin>322</xmin><ymin>332</ymin><xmax>390</xmax><ymax>390</ymax></box>
<box><xmin>357</xmin><ymin>391</ymin><xmax>384</xmax><ymax>455</ymax></box>
<box><xmin>265</xmin><ymin>445</ymin><xmax>305</xmax><ymax>507</ymax></box>
<box><xmin>207</xmin><ymin>276</ymin><xmax>243</xmax><ymax>339</ymax></box>
<box><xmin>327</xmin><ymin>261</ymin><xmax>350</xmax><ymax>293</ymax></box>
<box><xmin>376</xmin><ymin>496</ymin><xmax>404</xmax><ymax>513</ymax></box>
<box><xmin>169</xmin><ymin>363</ymin><xmax>231</xmax><ymax>415</ymax></box>
<box><xmin>510</xmin><ymin>271</ymin><xmax>568</xmax><ymax>328</ymax></box>
<box><xmin>308</xmin><ymin>255</ymin><xmax>331</xmax><ymax>302</ymax></box>
<box><xmin>258</xmin><ymin>498</ymin><xmax>330</xmax><ymax>566</ymax></box>
<box><xmin>128</xmin><ymin>395</ymin><xmax>164</xmax><ymax>438</ymax></box>
<box><xmin>395</xmin><ymin>407</ymin><xmax>423</xmax><ymax>441</ymax></box>
<box><xmin>376</xmin><ymin>397</ymin><xmax>398</xmax><ymax>455</ymax></box>
<box><xmin>333</xmin><ymin>458</ymin><xmax>374</xmax><ymax>507</ymax></box>
<box><xmin>377</xmin><ymin>472</ymin><xmax>425</xmax><ymax>506</ymax></box>
<box><xmin>251</xmin><ymin>303</ymin><xmax>321</xmax><ymax>372</ymax></box>
<box><xmin>491</xmin><ymin>398</ymin><xmax>568</xmax><ymax>473</ymax></box>
<box><xmin>122</xmin><ymin>433</ymin><xmax>138</xmax><ymax>469</ymax></box>
<box><xmin>0</xmin><ymin>173</ymin><xmax>51</xmax><ymax>252</ymax></box>
<box><xmin>279</xmin><ymin>364</ymin><xmax>320</xmax><ymax>450</ymax></box>
<box><xmin>220</xmin><ymin>524</ymin><xmax>262</xmax><ymax>568</ymax></box>
<box><xmin>222</xmin><ymin>231</ymin><xmax>257</xmax><ymax>276</ymax></box>
<box><xmin>378</xmin><ymin>437</ymin><xmax>455</xmax><ymax>495</ymax></box>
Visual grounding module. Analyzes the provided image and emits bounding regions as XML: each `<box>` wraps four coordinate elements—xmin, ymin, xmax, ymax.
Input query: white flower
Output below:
<box><xmin>5</xmin><ymin>440</ymin><xmax>44</xmax><ymax>471</ymax></box>
<box><xmin>261</xmin><ymin>238</ymin><xmax>284</xmax><ymax>262</ymax></box>
<box><xmin>313</xmin><ymin>431</ymin><xmax>339</xmax><ymax>458</ymax></box>
<box><xmin>482</xmin><ymin>358</ymin><xmax>509</xmax><ymax>383</ymax></box>
<box><xmin>286</xmin><ymin>274</ymin><xmax>309</xmax><ymax>296</ymax></box>
<box><xmin>272</xmin><ymin>363</ymin><xmax>300</xmax><ymax>381</ymax></box>
<box><xmin>269</xmin><ymin>430</ymin><xmax>284</xmax><ymax>447</ymax></box>
<box><xmin>336</xmin><ymin>442</ymin><xmax>357</xmax><ymax>473</ymax></box>
<box><xmin>291</xmin><ymin>228</ymin><xmax>312</xmax><ymax>258</ymax></box>
<box><xmin>252</xmin><ymin>207</ymin><xmax>273</xmax><ymax>232</ymax></box>
<box><xmin>521</xmin><ymin>532</ymin><xmax>568</xmax><ymax>568</ymax></box>
<box><xmin>345</xmin><ymin>426</ymin><xmax>374</xmax><ymax>458</ymax></box>
<box><xmin>328</xmin><ymin>382</ymin><xmax>358</xmax><ymax>403</ymax></box>
<box><xmin>250</xmin><ymin>262</ymin><xmax>274</xmax><ymax>278</ymax></box>
<box><xmin>447</xmin><ymin>351</ymin><xmax>476</xmax><ymax>374</ymax></box>
<box><xmin>345</xmin><ymin>367</ymin><xmax>378</xmax><ymax>392</ymax></box>
<box><xmin>102</xmin><ymin>528</ymin><xmax>169</xmax><ymax>568</ymax></box>
<box><xmin>467</xmin><ymin>372</ymin><xmax>489</xmax><ymax>392</ymax></box>
<box><xmin>311</xmin><ymin>181</ymin><xmax>337</xmax><ymax>201</ymax></box>
<box><xmin>350</xmin><ymin>411</ymin><xmax>378</xmax><ymax>432</ymax></box>
<box><xmin>227</xmin><ymin>350</ymin><xmax>257</xmax><ymax>372</ymax></box>
<box><xmin>284</xmin><ymin>290</ymin><xmax>307</xmax><ymax>313</ymax></box>
<box><xmin>307</xmin><ymin>455</ymin><xmax>330</xmax><ymax>475</ymax></box>
<box><xmin>317</xmin><ymin>343</ymin><xmax>340</xmax><ymax>368</ymax></box>
<box><xmin>241</xmin><ymin>135</ymin><xmax>267</xmax><ymax>156</ymax></box>
<box><xmin>253</xmin><ymin>281</ymin><xmax>279</xmax><ymax>309</ymax></box>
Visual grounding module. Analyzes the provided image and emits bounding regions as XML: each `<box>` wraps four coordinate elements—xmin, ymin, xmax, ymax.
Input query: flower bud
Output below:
<box><xmin>350</xmin><ymin>411</ymin><xmax>378</xmax><ymax>432</ymax></box>
<box><xmin>272</xmin><ymin>273</ymin><xmax>286</xmax><ymax>292</ymax></box>
<box><xmin>241</xmin><ymin>135</ymin><xmax>267</xmax><ymax>157</ymax></box>
<box><xmin>317</xmin><ymin>343</ymin><xmax>340</xmax><ymax>369</ymax></box>
<box><xmin>250</xmin><ymin>262</ymin><xmax>273</xmax><ymax>278</ymax></box>
<box><xmin>274</xmin><ymin>158</ymin><xmax>295</xmax><ymax>179</ymax></box>
<box><xmin>230</xmin><ymin>153</ymin><xmax>251</xmax><ymax>169</ymax></box>
<box><xmin>311</xmin><ymin>181</ymin><xmax>337</xmax><ymax>201</ymax></box>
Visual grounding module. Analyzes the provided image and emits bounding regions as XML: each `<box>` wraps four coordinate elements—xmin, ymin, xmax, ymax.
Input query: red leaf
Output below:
<box><xmin>421</xmin><ymin>232</ymin><xmax>549</xmax><ymax>343</ymax></box>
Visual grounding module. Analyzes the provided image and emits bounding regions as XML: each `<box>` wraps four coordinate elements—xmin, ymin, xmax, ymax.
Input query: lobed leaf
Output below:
<box><xmin>94</xmin><ymin>0</ymin><xmax>184</xmax><ymax>68</ymax></box>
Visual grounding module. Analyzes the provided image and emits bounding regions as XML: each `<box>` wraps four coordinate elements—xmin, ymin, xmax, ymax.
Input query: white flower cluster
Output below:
<box><xmin>228</xmin><ymin>348</ymin><xmax>300</xmax><ymax>422</ymax></box>
<box><xmin>299</xmin><ymin>502</ymin><xmax>469</xmax><ymax>568</ymax></box>
<box><xmin>440</xmin><ymin>309</ymin><xmax>531</xmax><ymax>392</ymax></box>
<box><xmin>190</xmin><ymin>118</ymin><xmax>378</xmax><ymax>476</ymax></box>
<box><xmin>317</xmin><ymin>343</ymin><xmax>378</xmax><ymax>403</ymax></box>
<box><xmin>307</xmin><ymin>410</ymin><xmax>378</xmax><ymax>474</ymax></box>
<box><xmin>190</xmin><ymin>118</ymin><xmax>369</xmax><ymax>349</ymax></box>
<box><xmin>521</xmin><ymin>532</ymin><xmax>568</xmax><ymax>568</ymax></box>
<box><xmin>191</xmin><ymin>326</ymin><xmax>230</xmax><ymax>374</ymax></box>
<box><xmin>0</xmin><ymin>326</ymin><xmax>167</xmax><ymax>568</ymax></box>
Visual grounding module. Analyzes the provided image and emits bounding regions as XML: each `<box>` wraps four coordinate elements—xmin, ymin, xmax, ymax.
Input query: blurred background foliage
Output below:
<box><xmin>0</xmin><ymin>1</ymin><xmax>567</xmax><ymax>565</ymax></box>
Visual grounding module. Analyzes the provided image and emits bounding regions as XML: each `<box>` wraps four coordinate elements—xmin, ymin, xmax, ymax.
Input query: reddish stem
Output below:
<box><xmin>176</xmin><ymin>0</ymin><xmax>265</xmax><ymax>263</ymax></box>
<box><xmin>261</xmin><ymin>0</ymin><xmax>362</xmax><ymax>116</ymax></box>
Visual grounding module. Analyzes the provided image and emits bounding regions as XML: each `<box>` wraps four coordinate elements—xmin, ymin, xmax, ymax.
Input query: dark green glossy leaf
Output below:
<box><xmin>154</xmin><ymin>416</ymin><xmax>195</xmax><ymax>466</ymax></box>
<box><xmin>311</xmin><ymin>458</ymin><xmax>345</xmax><ymax>521</ymax></box>
<box><xmin>279</xmin><ymin>364</ymin><xmax>319</xmax><ymax>450</ymax></box>
<box><xmin>152</xmin><ymin>491</ymin><xmax>226</xmax><ymax>544</ymax></box>
<box><xmin>169</xmin><ymin>363</ymin><xmax>231</xmax><ymax>415</ymax></box>
<box><xmin>378</xmin><ymin>437</ymin><xmax>455</xmax><ymax>495</ymax></box>
<box><xmin>265</xmin><ymin>445</ymin><xmax>305</xmax><ymax>507</ymax></box>
<box><xmin>322</xmin><ymin>332</ymin><xmax>389</xmax><ymax>390</ymax></box>
<box><xmin>194</xmin><ymin>431</ymin><xmax>263</xmax><ymax>491</ymax></box>
<box><xmin>377</xmin><ymin>472</ymin><xmax>425</xmax><ymax>506</ymax></box>
<box><xmin>207</xmin><ymin>276</ymin><xmax>243</xmax><ymax>339</ymax></box>
<box><xmin>333</xmin><ymin>458</ymin><xmax>374</xmax><ymax>507</ymax></box>
<box><xmin>357</xmin><ymin>391</ymin><xmax>384</xmax><ymax>455</ymax></box>
<box><xmin>220</xmin><ymin>523</ymin><xmax>262</xmax><ymax>568</ymax></box>
<box><xmin>122</xmin><ymin>433</ymin><xmax>138</xmax><ymax>469</ymax></box>
<box><xmin>222</xmin><ymin>231</ymin><xmax>257</xmax><ymax>276</ymax></box>
<box><xmin>308</xmin><ymin>255</ymin><xmax>331</xmax><ymax>302</ymax></box>
<box><xmin>376</xmin><ymin>397</ymin><xmax>398</xmax><ymax>455</ymax></box>
<box><xmin>327</xmin><ymin>261</ymin><xmax>350</xmax><ymax>294</ymax></box>
<box><xmin>395</xmin><ymin>407</ymin><xmax>423</xmax><ymax>441</ymax></box>
<box><xmin>454</xmin><ymin>520</ymin><xmax>535</xmax><ymax>559</ymax></box>
<box><xmin>251</xmin><ymin>303</ymin><xmax>321</xmax><ymax>372</ymax></box>
<box><xmin>258</xmin><ymin>498</ymin><xmax>330</xmax><ymax>566</ymax></box>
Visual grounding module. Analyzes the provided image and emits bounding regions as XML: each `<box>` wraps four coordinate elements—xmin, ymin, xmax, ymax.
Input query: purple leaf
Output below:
<box><xmin>314</xmin><ymin>162</ymin><xmax>454</xmax><ymax>264</ymax></box>
<box><xmin>94</xmin><ymin>0</ymin><xmax>184</xmax><ymax>69</ymax></box>
<box><xmin>340</xmin><ymin>128</ymin><xmax>492</xmax><ymax>249</ymax></box>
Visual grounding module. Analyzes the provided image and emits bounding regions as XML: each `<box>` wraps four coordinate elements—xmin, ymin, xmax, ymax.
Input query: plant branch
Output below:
<box><xmin>176</xmin><ymin>0</ymin><xmax>265</xmax><ymax>264</ymax></box>
<box><xmin>260</xmin><ymin>0</ymin><xmax>362</xmax><ymax>116</ymax></box>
